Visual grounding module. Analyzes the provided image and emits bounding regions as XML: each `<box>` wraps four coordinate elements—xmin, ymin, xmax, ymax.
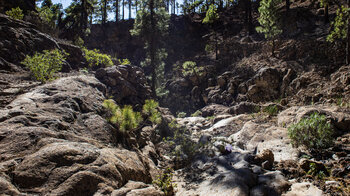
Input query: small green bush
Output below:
<box><xmin>83</xmin><ymin>48</ymin><xmax>113</xmax><ymax>67</ymax></box>
<box><xmin>176</xmin><ymin>112</ymin><xmax>187</xmax><ymax>118</ymax></box>
<box><xmin>165</xmin><ymin>120</ymin><xmax>201</xmax><ymax>162</ymax></box>
<box><xmin>6</xmin><ymin>7</ymin><xmax>24</xmax><ymax>20</ymax></box>
<box><xmin>288</xmin><ymin>113</ymin><xmax>334</xmax><ymax>150</ymax></box>
<box><xmin>119</xmin><ymin>106</ymin><xmax>142</xmax><ymax>132</ymax></box>
<box><xmin>118</xmin><ymin>58</ymin><xmax>131</xmax><ymax>65</ymax></box>
<box><xmin>182</xmin><ymin>61</ymin><xmax>204</xmax><ymax>77</ymax></box>
<box><xmin>191</xmin><ymin>110</ymin><xmax>202</xmax><ymax>117</ymax></box>
<box><xmin>74</xmin><ymin>37</ymin><xmax>85</xmax><ymax>48</ymax></box>
<box><xmin>142</xmin><ymin>99</ymin><xmax>162</xmax><ymax>125</ymax></box>
<box><xmin>263</xmin><ymin>105</ymin><xmax>279</xmax><ymax>116</ymax></box>
<box><xmin>307</xmin><ymin>162</ymin><xmax>327</xmax><ymax>179</ymax></box>
<box><xmin>21</xmin><ymin>49</ymin><xmax>67</xmax><ymax>82</ymax></box>
<box><xmin>103</xmin><ymin>99</ymin><xmax>142</xmax><ymax>132</ymax></box>
<box><xmin>153</xmin><ymin>168</ymin><xmax>176</xmax><ymax>196</ymax></box>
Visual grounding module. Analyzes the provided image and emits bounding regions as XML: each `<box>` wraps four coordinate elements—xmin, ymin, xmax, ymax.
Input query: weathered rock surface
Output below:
<box><xmin>283</xmin><ymin>182</ymin><xmax>324</xmax><ymax>196</ymax></box>
<box><xmin>0</xmin><ymin>14</ymin><xmax>84</xmax><ymax>71</ymax></box>
<box><xmin>95</xmin><ymin>65</ymin><xmax>151</xmax><ymax>107</ymax></box>
<box><xmin>0</xmin><ymin>75</ymin><xmax>159</xmax><ymax>195</ymax></box>
<box><xmin>278</xmin><ymin>105</ymin><xmax>350</xmax><ymax>133</ymax></box>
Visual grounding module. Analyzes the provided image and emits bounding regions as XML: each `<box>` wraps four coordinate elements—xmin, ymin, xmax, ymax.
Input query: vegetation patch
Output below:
<box><xmin>263</xmin><ymin>105</ymin><xmax>279</xmax><ymax>116</ymax></box>
<box><xmin>153</xmin><ymin>168</ymin><xmax>176</xmax><ymax>196</ymax></box>
<box><xmin>182</xmin><ymin>61</ymin><xmax>204</xmax><ymax>78</ymax></box>
<box><xmin>83</xmin><ymin>48</ymin><xmax>113</xmax><ymax>67</ymax></box>
<box><xmin>103</xmin><ymin>99</ymin><xmax>162</xmax><ymax>132</ymax></box>
<box><xmin>142</xmin><ymin>99</ymin><xmax>162</xmax><ymax>125</ymax></box>
<box><xmin>5</xmin><ymin>7</ymin><xmax>24</xmax><ymax>20</ymax></box>
<box><xmin>21</xmin><ymin>49</ymin><xmax>67</xmax><ymax>82</ymax></box>
<box><xmin>288</xmin><ymin>113</ymin><xmax>334</xmax><ymax>151</ymax></box>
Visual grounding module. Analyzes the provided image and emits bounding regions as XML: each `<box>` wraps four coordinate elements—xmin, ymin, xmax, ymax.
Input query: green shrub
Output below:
<box><xmin>103</xmin><ymin>99</ymin><xmax>142</xmax><ymax>132</ymax></box>
<box><xmin>118</xmin><ymin>58</ymin><xmax>131</xmax><ymax>65</ymax></box>
<box><xmin>6</xmin><ymin>7</ymin><xmax>24</xmax><ymax>20</ymax></box>
<box><xmin>263</xmin><ymin>105</ymin><xmax>279</xmax><ymax>116</ymax></box>
<box><xmin>119</xmin><ymin>106</ymin><xmax>142</xmax><ymax>132</ymax></box>
<box><xmin>182</xmin><ymin>61</ymin><xmax>204</xmax><ymax>77</ymax></box>
<box><xmin>142</xmin><ymin>99</ymin><xmax>162</xmax><ymax>125</ymax></box>
<box><xmin>21</xmin><ymin>49</ymin><xmax>67</xmax><ymax>82</ymax></box>
<box><xmin>103</xmin><ymin>99</ymin><xmax>121</xmax><ymax>123</ymax></box>
<box><xmin>288</xmin><ymin>113</ymin><xmax>334</xmax><ymax>150</ymax></box>
<box><xmin>165</xmin><ymin>120</ymin><xmax>201</xmax><ymax>163</ymax></box>
<box><xmin>74</xmin><ymin>37</ymin><xmax>85</xmax><ymax>48</ymax></box>
<box><xmin>191</xmin><ymin>110</ymin><xmax>202</xmax><ymax>117</ymax></box>
<box><xmin>176</xmin><ymin>112</ymin><xmax>187</xmax><ymax>118</ymax></box>
<box><xmin>83</xmin><ymin>48</ymin><xmax>113</xmax><ymax>67</ymax></box>
<box><xmin>307</xmin><ymin>162</ymin><xmax>327</xmax><ymax>179</ymax></box>
<box><xmin>153</xmin><ymin>168</ymin><xmax>176</xmax><ymax>196</ymax></box>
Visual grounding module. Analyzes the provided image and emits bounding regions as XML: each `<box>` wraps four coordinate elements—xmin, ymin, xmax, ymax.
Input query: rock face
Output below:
<box><xmin>278</xmin><ymin>105</ymin><xmax>350</xmax><ymax>134</ymax></box>
<box><xmin>95</xmin><ymin>65</ymin><xmax>152</xmax><ymax>106</ymax></box>
<box><xmin>0</xmin><ymin>76</ymin><xmax>158</xmax><ymax>195</ymax></box>
<box><xmin>0</xmin><ymin>14</ymin><xmax>84</xmax><ymax>71</ymax></box>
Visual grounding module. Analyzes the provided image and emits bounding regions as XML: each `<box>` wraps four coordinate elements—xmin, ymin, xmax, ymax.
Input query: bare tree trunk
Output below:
<box><xmin>102</xmin><ymin>0</ymin><xmax>107</xmax><ymax>24</ymax></box>
<box><xmin>128</xmin><ymin>0</ymin><xmax>131</xmax><ymax>19</ymax></box>
<box><xmin>150</xmin><ymin>0</ymin><xmax>156</xmax><ymax>96</ymax></box>
<box><xmin>286</xmin><ymin>0</ymin><xmax>290</xmax><ymax>13</ymax></box>
<box><xmin>115</xmin><ymin>0</ymin><xmax>119</xmax><ymax>21</ymax></box>
<box><xmin>347</xmin><ymin>0</ymin><xmax>350</xmax><ymax>64</ymax></box>
<box><xmin>272</xmin><ymin>39</ymin><xmax>275</xmax><ymax>57</ymax></box>
<box><xmin>81</xmin><ymin>0</ymin><xmax>88</xmax><ymax>36</ymax></box>
<box><xmin>173</xmin><ymin>0</ymin><xmax>176</xmax><ymax>14</ymax></box>
<box><xmin>122</xmin><ymin>0</ymin><xmax>125</xmax><ymax>20</ymax></box>
<box><xmin>244</xmin><ymin>0</ymin><xmax>252</xmax><ymax>35</ymax></box>
<box><xmin>324</xmin><ymin>4</ymin><xmax>329</xmax><ymax>23</ymax></box>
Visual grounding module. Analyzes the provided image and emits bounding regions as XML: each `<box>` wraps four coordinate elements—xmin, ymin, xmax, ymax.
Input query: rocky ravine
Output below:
<box><xmin>171</xmin><ymin>104</ymin><xmax>350</xmax><ymax>196</ymax></box>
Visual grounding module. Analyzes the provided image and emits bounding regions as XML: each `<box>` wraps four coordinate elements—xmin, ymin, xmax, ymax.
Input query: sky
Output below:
<box><xmin>51</xmin><ymin>0</ymin><xmax>184</xmax><ymax>20</ymax></box>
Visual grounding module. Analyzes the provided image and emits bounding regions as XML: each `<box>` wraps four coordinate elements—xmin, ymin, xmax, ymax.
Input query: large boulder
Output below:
<box><xmin>0</xmin><ymin>76</ymin><xmax>159</xmax><ymax>195</ymax></box>
<box><xmin>95</xmin><ymin>65</ymin><xmax>151</xmax><ymax>106</ymax></box>
<box><xmin>230</xmin><ymin>121</ymin><xmax>299</xmax><ymax>161</ymax></box>
<box><xmin>246</xmin><ymin>68</ymin><xmax>282</xmax><ymax>103</ymax></box>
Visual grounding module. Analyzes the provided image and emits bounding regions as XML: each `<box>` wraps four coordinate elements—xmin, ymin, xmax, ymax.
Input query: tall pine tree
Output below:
<box><xmin>327</xmin><ymin>1</ymin><xmax>350</xmax><ymax>64</ymax></box>
<box><xmin>256</xmin><ymin>0</ymin><xmax>282</xmax><ymax>56</ymax></box>
<box><xmin>131</xmin><ymin>0</ymin><xmax>170</xmax><ymax>96</ymax></box>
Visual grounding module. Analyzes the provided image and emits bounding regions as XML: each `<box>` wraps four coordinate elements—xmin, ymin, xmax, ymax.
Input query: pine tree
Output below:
<box><xmin>327</xmin><ymin>1</ymin><xmax>350</xmax><ymax>65</ymax></box>
<box><xmin>256</xmin><ymin>0</ymin><xmax>282</xmax><ymax>56</ymax></box>
<box><xmin>62</xmin><ymin>0</ymin><xmax>95</xmax><ymax>37</ymax></box>
<box><xmin>131</xmin><ymin>0</ymin><xmax>170</xmax><ymax>97</ymax></box>
<box><xmin>203</xmin><ymin>4</ymin><xmax>219</xmax><ymax>59</ymax></box>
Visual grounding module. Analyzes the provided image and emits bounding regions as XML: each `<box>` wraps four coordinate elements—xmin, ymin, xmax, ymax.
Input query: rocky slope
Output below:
<box><xmin>1</xmin><ymin>1</ymin><xmax>350</xmax><ymax>195</ymax></box>
<box><xmin>159</xmin><ymin>104</ymin><xmax>348</xmax><ymax>196</ymax></box>
<box><xmin>0</xmin><ymin>14</ymin><xmax>164</xmax><ymax>195</ymax></box>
